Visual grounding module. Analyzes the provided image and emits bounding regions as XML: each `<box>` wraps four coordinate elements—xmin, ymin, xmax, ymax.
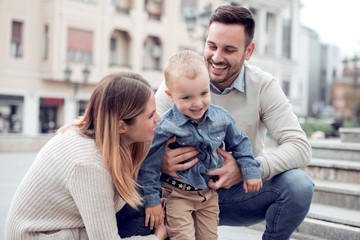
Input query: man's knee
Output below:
<box><xmin>283</xmin><ymin>169</ymin><xmax>314</xmax><ymax>207</ymax></box>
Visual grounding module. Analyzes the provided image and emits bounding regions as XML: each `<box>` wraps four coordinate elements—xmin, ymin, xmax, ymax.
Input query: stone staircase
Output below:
<box><xmin>295</xmin><ymin>128</ymin><xmax>360</xmax><ymax>239</ymax></box>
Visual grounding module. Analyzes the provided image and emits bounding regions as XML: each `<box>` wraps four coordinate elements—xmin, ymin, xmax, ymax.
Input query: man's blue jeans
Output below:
<box><xmin>117</xmin><ymin>169</ymin><xmax>314</xmax><ymax>239</ymax></box>
<box><xmin>217</xmin><ymin>169</ymin><xmax>314</xmax><ymax>239</ymax></box>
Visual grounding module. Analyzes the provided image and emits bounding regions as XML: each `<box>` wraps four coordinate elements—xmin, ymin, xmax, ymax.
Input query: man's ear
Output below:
<box><xmin>245</xmin><ymin>42</ymin><xmax>255</xmax><ymax>61</ymax></box>
<box><xmin>118</xmin><ymin>120</ymin><xmax>127</xmax><ymax>133</ymax></box>
<box><xmin>165</xmin><ymin>89</ymin><xmax>174</xmax><ymax>102</ymax></box>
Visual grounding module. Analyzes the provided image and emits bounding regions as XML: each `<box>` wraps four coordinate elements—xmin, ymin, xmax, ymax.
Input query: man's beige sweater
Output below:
<box><xmin>5</xmin><ymin>128</ymin><xmax>158</xmax><ymax>240</ymax></box>
<box><xmin>155</xmin><ymin>63</ymin><xmax>311</xmax><ymax>179</ymax></box>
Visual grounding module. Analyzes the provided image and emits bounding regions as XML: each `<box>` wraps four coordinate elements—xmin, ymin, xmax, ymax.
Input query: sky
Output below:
<box><xmin>300</xmin><ymin>0</ymin><xmax>360</xmax><ymax>59</ymax></box>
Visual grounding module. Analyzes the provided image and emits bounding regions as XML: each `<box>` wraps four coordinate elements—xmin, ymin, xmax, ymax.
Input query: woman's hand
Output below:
<box><xmin>145</xmin><ymin>205</ymin><xmax>164</xmax><ymax>230</ymax></box>
<box><xmin>161</xmin><ymin>136</ymin><xmax>199</xmax><ymax>179</ymax></box>
<box><xmin>206</xmin><ymin>148</ymin><xmax>243</xmax><ymax>189</ymax></box>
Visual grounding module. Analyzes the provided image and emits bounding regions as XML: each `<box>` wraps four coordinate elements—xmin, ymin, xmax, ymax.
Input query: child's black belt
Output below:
<box><xmin>165</xmin><ymin>178</ymin><xmax>202</xmax><ymax>191</ymax></box>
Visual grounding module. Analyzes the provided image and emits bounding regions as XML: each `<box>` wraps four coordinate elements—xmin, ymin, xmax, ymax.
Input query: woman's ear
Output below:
<box><xmin>118</xmin><ymin>120</ymin><xmax>127</xmax><ymax>133</ymax></box>
<box><xmin>165</xmin><ymin>89</ymin><xmax>174</xmax><ymax>102</ymax></box>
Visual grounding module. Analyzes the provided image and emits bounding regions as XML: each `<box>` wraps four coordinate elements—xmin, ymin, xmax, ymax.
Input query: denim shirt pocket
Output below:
<box><xmin>209</xmin><ymin>129</ymin><xmax>226</xmax><ymax>143</ymax></box>
<box><xmin>176</xmin><ymin>135</ymin><xmax>194</xmax><ymax>146</ymax></box>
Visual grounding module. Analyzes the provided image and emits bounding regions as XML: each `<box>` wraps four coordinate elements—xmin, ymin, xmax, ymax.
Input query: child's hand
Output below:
<box><xmin>145</xmin><ymin>205</ymin><xmax>164</xmax><ymax>230</ymax></box>
<box><xmin>243</xmin><ymin>178</ymin><xmax>263</xmax><ymax>193</ymax></box>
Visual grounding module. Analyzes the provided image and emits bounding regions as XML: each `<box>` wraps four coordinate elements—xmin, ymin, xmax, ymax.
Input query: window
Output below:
<box><xmin>282</xmin><ymin>81</ymin><xmax>290</xmax><ymax>96</ymax></box>
<box><xmin>145</xmin><ymin>0</ymin><xmax>163</xmax><ymax>20</ymax></box>
<box><xmin>265</xmin><ymin>13</ymin><xmax>276</xmax><ymax>56</ymax></box>
<box><xmin>181</xmin><ymin>0</ymin><xmax>197</xmax><ymax>32</ymax></box>
<box><xmin>43</xmin><ymin>25</ymin><xmax>49</xmax><ymax>60</ymax></box>
<box><xmin>282</xmin><ymin>20</ymin><xmax>292</xmax><ymax>59</ymax></box>
<box><xmin>109</xmin><ymin>30</ymin><xmax>131</xmax><ymax>67</ymax></box>
<box><xmin>67</xmin><ymin>28</ymin><xmax>93</xmax><ymax>63</ymax></box>
<box><xmin>113</xmin><ymin>0</ymin><xmax>131</xmax><ymax>13</ymax></box>
<box><xmin>10</xmin><ymin>21</ymin><xmax>23</xmax><ymax>58</ymax></box>
<box><xmin>143</xmin><ymin>36</ymin><xmax>162</xmax><ymax>70</ymax></box>
<box><xmin>78</xmin><ymin>100</ymin><xmax>88</xmax><ymax>116</ymax></box>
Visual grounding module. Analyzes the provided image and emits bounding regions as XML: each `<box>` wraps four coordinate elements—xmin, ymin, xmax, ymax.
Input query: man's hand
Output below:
<box><xmin>145</xmin><ymin>205</ymin><xmax>164</xmax><ymax>230</ymax></box>
<box><xmin>161</xmin><ymin>136</ymin><xmax>199</xmax><ymax>179</ymax></box>
<box><xmin>207</xmin><ymin>148</ymin><xmax>243</xmax><ymax>189</ymax></box>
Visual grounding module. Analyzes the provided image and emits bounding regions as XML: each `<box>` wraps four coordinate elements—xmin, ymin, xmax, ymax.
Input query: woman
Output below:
<box><xmin>5</xmin><ymin>72</ymin><xmax>166</xmax><ymax>239</ymax></box>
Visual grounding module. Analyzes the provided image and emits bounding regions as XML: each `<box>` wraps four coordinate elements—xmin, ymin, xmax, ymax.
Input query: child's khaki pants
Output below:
<box><xmin>162</xmin><ymin>182</ymin><xmax>219</xmax><ymax>240</ymax></box>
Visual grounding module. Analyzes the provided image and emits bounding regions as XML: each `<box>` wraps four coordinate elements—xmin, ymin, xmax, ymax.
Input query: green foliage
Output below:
<box><xmin>300</xmin><ymin>119</ymin><xmax>335</xmax><ymax>138</ymax></box>
<box><xmin>342</xmin><ymin>121</ymin><xmax>360</xmax><ymax>128</ymax></box>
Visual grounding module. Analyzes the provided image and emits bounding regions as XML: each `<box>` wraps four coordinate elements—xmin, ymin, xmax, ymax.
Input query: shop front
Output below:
<box><xmin>39</xmin><ymin>97</ymin><xmax>64</xmax><ymax>134</ymax></box>
<box><xmin>0</xmin><ymin>94</ymin><xmax>24</xmax><ymax>134</ymax></box>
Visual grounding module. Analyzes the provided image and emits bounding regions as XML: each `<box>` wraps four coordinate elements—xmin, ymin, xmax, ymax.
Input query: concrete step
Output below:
<box><xmin>303</xmin><ymin>158</ymin><xmax>360</xmax><ymax>184</ymax></box>
<box><xmin>218</xmin><ymin>204</ymin><xmax>360</xmax><ymax>240</ymax></box>
<box><xmin>307</xmin><ymin>203</ymin><xmax>360</xmax><ymax>228</ymax></box>
<box><xmin>310</xmin><ymin>139</ymin><xmax>360</xmax><ymax>161</ymax></box>
<box><xmin>297</xmin><ymin>218</ymin><xmax>360</xmax><ymax>240</ymax></box>
<box><xmin>340</xmin><ymin>127</ymin><xmax>360</xmax><ymax>143</ymax></box>
<box><xmin>296</xmin><ymin>203</ymin><xmax>360</xmax><ymax>240</ymax></box>
<box><xmin>312</xmin><ymin>180</ymin><xmax>360</xmax><ymax>210</ymax></box>
<box><xmin>246</xmin><ymin>222</ymin><xmax>328</xmax><ymax>240</ymax></box>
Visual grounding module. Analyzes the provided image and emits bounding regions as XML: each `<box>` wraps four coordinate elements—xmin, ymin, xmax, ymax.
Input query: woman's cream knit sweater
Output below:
<box><xmin>5</xmin><ymin>128</ymin><xmax>158</xmax><ymax>240</ymax></box>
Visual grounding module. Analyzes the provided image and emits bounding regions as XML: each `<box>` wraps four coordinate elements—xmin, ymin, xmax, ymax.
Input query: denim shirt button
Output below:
<box><xmin>198</xmin><ymin>129</ymin><xmax>202</xmax><ymax>133</ymax></box>
<box><xmin>217</xmin><ymin>136</ymin><xmax>220</xmax><ymax>140</ymax></box>
<box><xmin>182</xmin><ymin>142</ymin><xmax>185</xmax><ymax>145</ymax></box>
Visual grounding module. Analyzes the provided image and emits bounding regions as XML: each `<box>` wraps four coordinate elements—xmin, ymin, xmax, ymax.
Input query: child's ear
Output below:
<box><xmin>118</xmin><ymin>120</ymin><xmax>127</xmax><ymax>133</ymax></box>
<box><xmin>165</xmin><ymin>89</ymin><xmax>174</xmax><ymax>102</ymax></box>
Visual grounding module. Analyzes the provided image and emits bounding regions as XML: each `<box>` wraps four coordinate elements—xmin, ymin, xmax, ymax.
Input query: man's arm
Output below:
<box><xmin>257</xmin><ymin>77</ymin><xmax>311</xmax><ymax>179</ymax></box>
<box><xmin>155</xmin><ymin>81</ymin><xmax>173</xmax><ymax>116</ymax></box>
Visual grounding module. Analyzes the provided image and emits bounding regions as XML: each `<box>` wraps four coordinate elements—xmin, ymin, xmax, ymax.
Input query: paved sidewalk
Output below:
<box><xmin>0</xmin><ymin>151</ymin><xmax>264</xmax><ymax>240</ymax></box>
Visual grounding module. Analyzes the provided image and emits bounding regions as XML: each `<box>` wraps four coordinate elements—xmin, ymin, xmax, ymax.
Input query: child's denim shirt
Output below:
<box><xmin>138</xmin><ymin>104</ymin><xmax>261</xmax><ymax>208</ymax></box>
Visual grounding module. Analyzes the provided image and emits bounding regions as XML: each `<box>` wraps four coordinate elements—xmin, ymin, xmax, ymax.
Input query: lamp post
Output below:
<box><xmin>64</xmin><ymin>63</ymin><xmax>91</xmax><ymax>98</ymax></box>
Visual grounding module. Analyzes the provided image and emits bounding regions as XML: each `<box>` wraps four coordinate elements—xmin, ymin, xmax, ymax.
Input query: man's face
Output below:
<box><xmin>204</xmin><ymin>22</ymin><xmax>254</xmax><ymax>91</ymax></box>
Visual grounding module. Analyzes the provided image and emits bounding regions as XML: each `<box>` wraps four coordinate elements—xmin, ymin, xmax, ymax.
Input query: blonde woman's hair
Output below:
<box><xmin>164</xmin><ymin>50</ymin><xmax>208</xmax><ymax>89</ymax></box>
<box><xmin>60</xmin><ymin>72</ymin><xmax>152</xmax><ymax>208</ymax></box>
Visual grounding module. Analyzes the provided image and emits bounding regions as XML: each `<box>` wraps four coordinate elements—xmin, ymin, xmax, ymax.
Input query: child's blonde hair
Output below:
<box><xmin>164</xmin><ymin>50</ymin><xmax>208</xmax><ymax>89</ymax></box>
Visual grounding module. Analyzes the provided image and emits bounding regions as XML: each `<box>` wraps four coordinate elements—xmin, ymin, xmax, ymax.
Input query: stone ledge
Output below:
<box><xmin>340</xmin><ymin>128</ymin><xmax>360</xmax><ymax>143</ymax></box>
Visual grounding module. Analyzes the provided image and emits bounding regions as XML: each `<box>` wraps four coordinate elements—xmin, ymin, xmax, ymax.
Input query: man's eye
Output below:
<box><xmin>225</xmin><ymin>49</ymin><xmax>236</xmax><ymax>53</ymax></box>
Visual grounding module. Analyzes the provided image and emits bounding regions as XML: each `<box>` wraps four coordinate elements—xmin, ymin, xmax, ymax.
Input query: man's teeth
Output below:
<box><xmin>212</xmin><ymin>64</ymin><xmax>226</xmax><ymax>70</ymax></box>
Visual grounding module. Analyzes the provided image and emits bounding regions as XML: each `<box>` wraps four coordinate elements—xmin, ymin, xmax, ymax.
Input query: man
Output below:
<box><xmin>155</xmin><ymin>5</ymin><xmax>314</xmax><ymax>240</ymax></box>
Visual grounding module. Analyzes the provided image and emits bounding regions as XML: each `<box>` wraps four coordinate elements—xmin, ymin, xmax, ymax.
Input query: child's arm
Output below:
<box><xmin>145</xmin><ymin>204</ymin><xmax>165</xmax><ymax>230</ymax></box>
<box><xmin>243</xmin><ymin>178</ymin><xmax>263</xmax><ymax>193</ymax></box>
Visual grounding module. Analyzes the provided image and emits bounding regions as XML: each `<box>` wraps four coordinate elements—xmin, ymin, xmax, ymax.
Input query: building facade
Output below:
<box><xmin>0</xmin><ymin>0</ymin><xmax>303</xmax><ymax>137</ymax></box>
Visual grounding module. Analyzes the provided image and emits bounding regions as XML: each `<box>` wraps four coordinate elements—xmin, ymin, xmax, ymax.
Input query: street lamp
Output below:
<box><xmin>64</xmin><ymin>63</ymin><xmax>91</xmax><ymax>98</ymax></box>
